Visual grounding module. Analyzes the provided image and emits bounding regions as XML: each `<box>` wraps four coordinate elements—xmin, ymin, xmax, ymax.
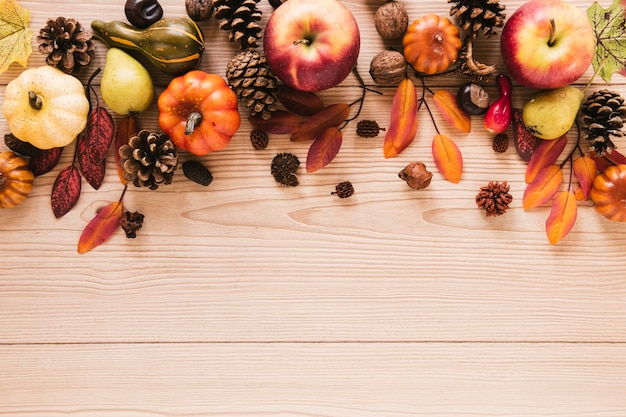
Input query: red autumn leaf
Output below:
<box><xmin>432</xmin><ymin>89</ymin><xmax>471</xmax><ymax>133</ymax></box>
<box><xmin>523</xmin><ymin>164</ymin><xmax>563</xmax><ymax>210</ymax></box>
<box><xmin>115</xmin><ymin>115</ymin><xmax>138</xmax><ymax>185</ymax></box>
<box><xmin>28</xmin><ymin>146</ymin><xmax>63</xmax><ymax>176</ymax></box>
<box><xmin>276</xmin><ymin>84</ymin><xmax>324</xmax><ymax>116</ymax></box>
<box><xmin>306</xmin><ymin>126</ymin><xmax>343</xmax><ymax>173</ymax></box>
<box><xmin>84</xmin><ymin>106</ymin><xmax>115</xmax><ymax>163</ymax></box>
<box><xmin>383</xmin><ymin>78</ymin><xmax>418</xmax><ymax>158</ymax></box>
<box><xmin>248</xmin><ymin>110</ymin><xmax>302</xmax><ymax>134</ymax></box>
<box><xmin>77</xmin><ymin>134</ymin><xmax>106</xmax><ymax>190</ymax></box>
<box><xmin>291</xmin><ymin>103</ymin><xmax>350</xmax><ymax>142</ymax></box>
<box><xmin>573</xmin><ymin>155</ymin><xmax>597</xmax><ymax>200</ymax></box>
<box><xmin>589</xmin><ymin>148</ymin><xmax>626</xmax><ymax>172</ymax></box>
<box><xmin>51</xmin><ymin>165</ymin><xmax>81</xmax><ymax>218</ymax></box>
<box><xmin>546</xmin><ymin>190</ymin><xmax>578</xmax><ymax>244</ymax></box>
<box><xmin>432</xmin><ymin>133</ymin><xmax>463</xmax><ymax>183</ymax></box>
<box><xmin>525</xmin><ymin>134</ymin><xmax>568</xmax><ymax>184</ymax></box>
<box><xmin>78</xmin><ymin>200</ymin><xmax>123</xmax><ymax>254</ymax></box>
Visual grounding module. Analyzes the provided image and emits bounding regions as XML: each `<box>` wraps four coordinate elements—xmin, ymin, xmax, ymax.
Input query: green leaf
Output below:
<box><xmin>588</xmin><ymin>0</ymin><xmax>626</xmax><ymax>82</ymax></box>
<box><xmin>0</xmin><ymin>0</ymin><xmax>32</xmax><ymax>74</ymax></box>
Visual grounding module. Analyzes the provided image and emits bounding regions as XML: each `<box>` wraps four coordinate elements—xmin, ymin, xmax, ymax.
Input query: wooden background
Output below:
<box><xmin>2</xmin><ymin>0</ymin><xmax>626</xmax><ymax>415</ymax></box>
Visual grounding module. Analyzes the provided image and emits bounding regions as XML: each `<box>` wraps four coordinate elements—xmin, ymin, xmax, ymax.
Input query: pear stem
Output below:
<box><xmin>548</xmin><ymin>18</ymin><xmax>557</xmax><ymax>47</ymax></box>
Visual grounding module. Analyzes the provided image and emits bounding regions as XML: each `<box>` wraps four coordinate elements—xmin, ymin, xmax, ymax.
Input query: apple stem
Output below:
<box><xmin>185</xmin><ymin>112</ymin><xmax>202</xmax><ymax>135</ymax></box>
<box><xmin>293</xmin><ymin>39</ymin><xmax>311</xmax><ymax>46</ymax></box>
<box><xmin>548</xmin><ymin>18</ymin><xmax>557</xmax><ymax>47</ymax></box>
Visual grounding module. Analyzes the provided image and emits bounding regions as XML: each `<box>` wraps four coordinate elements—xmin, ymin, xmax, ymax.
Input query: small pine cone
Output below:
<box><xmin>449</xmin><ymin>0</ymin><xmax>506</xmax><ymax>39</ymax></box>
<box><xmin>581</xmin><ymin>89</ymin><xmax>626</xmax><ymax>155</ymax></box>
<box><xmin>119</xmin><ymin>129</ymin><xmax>178</xmax><ymax>190</ymax></box>
<box><xmin>250</xmin><ymin>129</ymin><xmax>269</xmax><ymax>150</ymax></box>
<box><xmin>356</xmin><ymin>120</ymin><xmax>385</xmax><ymax>138</ymax></box>
<box><xmin>213</xmin><ymin>0</ymin><xmax>262</xmax><ymax>50</ymax></box>
<box><xmin>492</xmin><ymin>133</ymin><xmax>508</xmax><ymax>153</ymax></box>
<box><xmin>182</xmin><ymin>160</ymin><xmax>213</xmax><ymax>186</ymax></box>
<box><xmin>119</xmin><ymin>211</ymin><xmax>145</xmax><ymax>238</ymax></box>
<box><xmin>37</xmin><ymin>17</ymin><xmax>95</xmax><ymax>74</ymax></box>
<box><xmin>331</xmin><ymin>181</ymin><xmax>354</xmax><ymax>198</ymax></box>
<box><xmin>271</xmin><ymin>152</ymin><xmax>299</xmax><ymax>186</ymax></box>
<box><xmin>226</xmin><ymin>49</ymin><xmax>279</xmax><ymax>120</ymax></box>
<box><xmin>476</xmin><ymin>181</ymin><xmax>513</xmax><ymax>217</ymax></box>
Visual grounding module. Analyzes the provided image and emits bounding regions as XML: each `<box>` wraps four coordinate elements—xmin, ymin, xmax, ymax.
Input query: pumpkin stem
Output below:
<box><xmin>548</xmin><ymin>18</ymin><xmax>556</xmax><ymax>47</ymax></box>
<box><xmin>185</xmin><ymin>112</ymin><xmax>202</xmax><ymax>135</ymax></box>
<box><xmin>28</xmin><ymin>91</ymin><xmax>43</xmax><ymax>110</ymax></box>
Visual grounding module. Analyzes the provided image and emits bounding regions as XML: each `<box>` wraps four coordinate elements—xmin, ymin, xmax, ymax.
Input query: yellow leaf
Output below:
<box><xmin>432</xmin><ymin>89</ymin><xmax>471</xmax><ymax>133</ymax></box>
<box><xmin>0</xmin><ymin>0</ymin><xmax>32</xmax><ymax>74</ymax></box>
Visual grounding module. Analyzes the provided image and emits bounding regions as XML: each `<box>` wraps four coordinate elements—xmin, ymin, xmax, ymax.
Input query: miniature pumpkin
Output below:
<box><xmin>0</xmin><ymin>151</ymin><xmax>34</xmax><ymax>209</ymax></box>
<box><xmin>402</xmin><ymin>14</ymin><xmax>462</xmax><ymax>75</ymax></box>
<box><xmin>2</xmin><ymin>66</ymin><xmax>89</xmax><ymax>150</ymax></box>
<box><xmin>157</xmin><ymin>70</ymin><xmax>241</xmax><ymax>156</ymax></box>
<box><xmin>591</xmin><ymin>164</ymin><xmax>626</xmax><ymax>222</ymax></box>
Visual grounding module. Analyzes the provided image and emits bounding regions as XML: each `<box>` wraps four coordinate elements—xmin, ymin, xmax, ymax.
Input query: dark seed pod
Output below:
<box><xmin>456</xmin><ymin>82</ymin><xmax>490</xmax><ymax>115</ymax></box>
<box><xmin>331</xmin><ymin>181</ymin><xmax>354</xmax><ymax>198</ymax></box>
<box><xmin>250</xmin><ymin>129</ymin><xmax>269</xmax><ymax>150</ymax></box>
<box><xmin>271</xmin><ymin>152</ymin><xmax>299</xmax><ymax>186</ymax></box>
<box><xmin>124</xmin><ymin>0</ymin><xmax>164</xmax><ymax>29</ymax></box>
<box><xmin>185</xmin><ymin>0</ymin><xmax>214</xmax><ymax>21</ymax></box>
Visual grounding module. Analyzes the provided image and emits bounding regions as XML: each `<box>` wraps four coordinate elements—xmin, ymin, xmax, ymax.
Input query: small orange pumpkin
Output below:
<box><xmin>402</xmin><ymin>14</ymin><xmax>462</xmax><ymax>75</ymax></box>
<box><xmin>158</xmin><ymin>70</ymin><xmax>240</xmax><ymax>156</ymax></box>
<box><xmin>591</xmin><ymin>164</ymin><xmax>626</xmax><ymax>222</ymax></box>
<box><xmin>0</xmin><ymin>151</ymin><xmax>34</xmax><ymax>209</ymax></box>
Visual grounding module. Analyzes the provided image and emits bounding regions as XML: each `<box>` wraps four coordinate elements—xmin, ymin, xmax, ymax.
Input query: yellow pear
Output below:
<box><xmin>522</xmin><ymin>86</ymin><xmax>583</xmax><ymax>140</ymax></box>
<box><xmin>101</xmin><ymin>48</ymin><xmax>154</xmax><ymax>115</ymax></box>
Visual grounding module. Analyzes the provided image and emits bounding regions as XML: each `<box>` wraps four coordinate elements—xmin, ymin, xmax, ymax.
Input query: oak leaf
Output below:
<box><xmin>432</xmin><ymin>89</ymin><xmax>471</xmax><ymax>133</ymax></box>
<box><xmin>546</xmin><ymin>191</ymin><xmax>578</xmax><ymax>244</ymax></box>
<box><xmin>306</xmin><ymin>127</ymin><xmax>343</xmax><ymax>173</ymax></box>
<box><xmin>525</xmin><ymin>134</ymin><xmax>568</xmax><ymax>184</ymax></box>
<box><xmin>523</xmin><ymin>164</ymin><xmax>563</xmax><ymax>210</ymax></box>
<box><xmin>78</xmin><ymin>201</ymin><xmax>123</xmax><ymax>254</ymax></box>
<box><xmin>432</xmin><ymin>133</ymin><xmax>463</xmax><ymax>183</ymax></box>
<box><xmin>383</xmin><ymin>78</ymin><xmax>418</xmax><ymax>158</ymax></box>
<box><xmin>0</xmin><ymin>0</ymin><xmax>32</xmax><ymax>74</ymax></box>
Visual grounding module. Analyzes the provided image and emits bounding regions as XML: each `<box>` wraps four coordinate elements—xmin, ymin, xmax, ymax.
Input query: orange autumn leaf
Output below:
<box><xmin>78</xmin><ymin>201</ymin><xmax>123</xmax><ymax>254</ymax></box>
<box><xmin>432</xmin><ymin>133</ymin><xmax>463</xmax><ymax>183</ymax></box>
<box><xmin>432</xmin><ymin>89</ymin><xmax>471</xmax><ymax>133</ymax></box>
<box><xmin>525</xmin><ymin>134</ymin><xmax>568</xmax><ymax>184</ymax></box>
<box><xmin>573</xmin><ymin>155</ymin><xmax>597</xmax><ymax>200</ymax></box>
<box><xmin>306</xmin><ymin>126</ymin><xmax>343</xmax><ymax>173</ymax></box>
<box><xmin>383</xmin><ymin>78</ymin><xmax>418</xmax><ymax>158</ymax></box>
<box><xmin>546</xmin><ymin>191</ymin><xmax>578</xmax><ymax>244</ymax></box>
<box><xmin>291</xmin><ymin>103</ymin><xmax>350</xmax><ymax>142</ymax></box>
<box><xmin>523</xmin><ymin>164</ymin><xmax>563</xmax><ymax>210</ymax></box>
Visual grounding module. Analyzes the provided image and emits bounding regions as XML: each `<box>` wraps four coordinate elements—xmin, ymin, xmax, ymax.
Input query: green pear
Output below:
<box><xmin>522</xmin><ymin>86</ymin><xmax>584</xmax><ymax>140</ymax></box>
<box><xmin>101</xmin><ymin>48</ymin><xmax>154</xmax><ymax>115</ymax></box>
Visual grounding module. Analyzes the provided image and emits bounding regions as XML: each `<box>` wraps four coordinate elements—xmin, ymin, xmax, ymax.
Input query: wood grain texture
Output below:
<box><xmin>1</xmin><ymin>0</ymin><xmax>626</xmax><ymax>415</ymax></box>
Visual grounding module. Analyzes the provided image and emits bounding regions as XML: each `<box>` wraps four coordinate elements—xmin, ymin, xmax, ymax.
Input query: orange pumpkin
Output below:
<box><xmin>158</xmin><ymin>70</ymin><xmax>240</xmax><ymax>156</ymax></box>
<box><xmin>591</xmin><ymin>164</ymin><xmax>626</xmax><ymax>222</ymax></box>
<box><xmin>0</xmin><ymin>151</ymin><xmax>34</xmax><ymax>208</ymax></box>
<box><xmin>402</xmin><ymin>14</ymin><xmax>462</xmax><ymax>75</ymax></box>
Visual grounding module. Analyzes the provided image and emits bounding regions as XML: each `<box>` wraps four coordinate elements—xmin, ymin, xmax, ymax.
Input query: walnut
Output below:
<box><xmin>369</xmin><ymin>49</ymin><xmax>407</xmax><ymax>87</ymax></box>
<box><xmin>374</xmin><ymin>1</ymin><xmax>409</xmax><ymax>40</ymax></box>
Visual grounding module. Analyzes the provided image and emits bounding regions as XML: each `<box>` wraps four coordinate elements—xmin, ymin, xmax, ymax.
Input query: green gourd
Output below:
<box><xmin>91</xmin><ymin>18</ymin><xmax>205</xmax><ymax>76</ymax></box>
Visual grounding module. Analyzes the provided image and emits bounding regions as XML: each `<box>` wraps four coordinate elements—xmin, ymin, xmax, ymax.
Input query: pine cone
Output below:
<box><xmin>476</xmin><ymin>181</ymin><xmax>513</xmax><ymax>217</ymax></box>
<box><xmin>581</xmin><ymin>89</ymin><xmax>626</xmax><ymax>155</ymax></box>
<box><xmin>226</xmin><ymin>49</ymin><xmax>279</xmax><ymax>120</ymax></box>
<box><xmin>331</xmin><ymin>181</ymin><xmax>355</xmax><ymax>199</ymax></box>
<box><xmin>213</xmin><ymin>0</ymin><xmax>262</xmax><ymax>50</ymax></box>
<box><xmin>37</xmin><ymin>17</ymin><xmax>95</xmax><ymax>74</ymax></box>
<box><xmin>449</xmin><ymin>0</ymin><xmax>506</xmax><ymax>39</ymax></box>
<box><xmin>271</xmin><ymin>152</ymin><xmax>299</xmax><ymax>186</ymax></box>
<box><xmin>119</xmin><ymin>130</ymin><xmax>178</xmax><ymax>190</ymax></box>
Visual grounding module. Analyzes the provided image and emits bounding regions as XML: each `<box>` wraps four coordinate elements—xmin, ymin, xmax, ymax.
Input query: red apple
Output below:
<box><xmin>263</xmin><ymin>0</ymin><xmax>360</xmax><ymax>92</ymax></box>
<box><xmin>500</xmin><ymin>0</ymin><xmax>595</xmax><ymax>89</ymax></box>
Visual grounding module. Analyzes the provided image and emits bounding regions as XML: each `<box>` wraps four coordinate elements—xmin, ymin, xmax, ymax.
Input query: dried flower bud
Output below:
<box><xmin>331</xmin><ymin>181</ymin><xmax>354</xmax><ymax>198</ymax></box>
<box><xmin>271</xmin><ymin>152</ymin><xmax>300</xmax><ymax>186</ymax></box>
<box><xmin>492</xmin><ymin>133</ymin><xmax>509</xmax><ymax>153</ymax></box>
<box><xmin>250</xmin><ymin>129</ymin><xmax>269</xmax><ymax>150</ymax></box>
<box><xmin>356</xmin><ymin>120</ymin><xmax>385</xmax><ymax>138</ymax></box>
<box><xmin>399</xmin><ymin>161</ymin><xmax>433</xmax><ymax>190</ymax></box>
<box><xmin>120</xmin><ymin>210</ymin><xmax>145</xmax><ymax>238</ymax></box>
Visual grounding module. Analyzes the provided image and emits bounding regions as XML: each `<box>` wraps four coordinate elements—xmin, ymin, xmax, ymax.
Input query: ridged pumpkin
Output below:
<box><xmin>0</xmin><ymin>151</ymin><xmax>34</xmax><ymax>209</ymax></box>
<box><xmin>591</xmin><ymin>164</ymin><xmax>626</xmax><ymax>222</ymax></box>
<box><xmin>402</xmin><ymin>14</ymin><xmax>462</xmax><ymax>75</ymax></box>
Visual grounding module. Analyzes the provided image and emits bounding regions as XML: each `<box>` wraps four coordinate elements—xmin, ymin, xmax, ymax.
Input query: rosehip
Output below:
<box><xmin>484</xmin><ymin>74</ymin><xmax>512</xmax><ymax>134</ymax></box>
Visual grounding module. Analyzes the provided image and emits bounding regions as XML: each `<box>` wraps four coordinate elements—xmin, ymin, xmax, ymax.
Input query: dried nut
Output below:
<box><xmin>456</xmin><ymin>82</ymin><xmax>489</xmax><ymax>115</ymax></box>
<box><xmin>185</xmin><ymin>0</ymin><xmax>214</xmax><ymax>21</ymax></box>
<box><xmin>125</xmin><ymin>0</ymin><xmax>164</xmax><ymax>29</ymax></box>
<box><xmin>398</xmin><ymin>161</ymin><xmax>433</xmax><ymax>190</ymax></box>
<box><xmin>369</xmin><ymin>49</ymin><xmax>407</xmax><ymax>87</ymax></box>
<box><xmin>374</xmin><ymin>1</ymin><xmax>409</xmax><ymax>40</ymax></box>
